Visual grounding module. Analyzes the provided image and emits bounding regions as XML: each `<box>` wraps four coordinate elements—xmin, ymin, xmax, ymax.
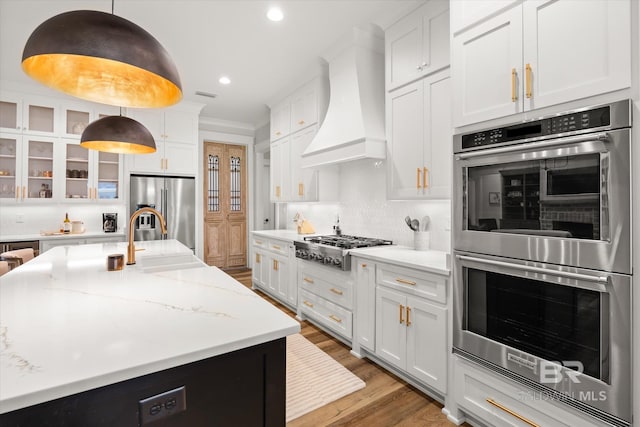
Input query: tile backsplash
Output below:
<box><xmin>283</xmin><ymin>159</ymin><xmax>451</xmax><ymax>253</ymax></box>
<box><xmin>0</xmin><ymin>204</ymin><xmax>126</xmax><ymax>238</ymax></box>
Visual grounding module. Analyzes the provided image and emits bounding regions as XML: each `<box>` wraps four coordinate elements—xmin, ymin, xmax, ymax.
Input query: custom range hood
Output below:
<box><xmin>301</xmin><ymin>27</ymin><xmax>385</xmax><ymax>168</ymax></box>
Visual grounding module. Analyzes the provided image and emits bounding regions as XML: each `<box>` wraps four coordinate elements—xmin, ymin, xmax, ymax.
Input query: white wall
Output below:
<box><xmin>283</xmin><ymin>159</ymin><xmax>451</xmax><ymax>253</ymax></box>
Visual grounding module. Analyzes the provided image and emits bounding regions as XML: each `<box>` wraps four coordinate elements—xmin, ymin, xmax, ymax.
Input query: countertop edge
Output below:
<box><xmin>0</xmin><ymin>324</ymin><xmax>300</xmax><ymax>415</ymax></box>
<box><xmin>349</xmin><ymin>246</ymin><xmax>451</xmax><ymax>276</ymax></box>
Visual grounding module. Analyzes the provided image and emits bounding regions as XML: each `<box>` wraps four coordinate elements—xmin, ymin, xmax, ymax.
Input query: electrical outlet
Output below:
<box><xmin>139</xmin><ymin>386</ymin><xmax>186</xmax><ymax>425</ymax></box>
<box><xmin>15</xmin><ymin>214</ymin><xmax>24</xmax><ymax>223</ymax></box>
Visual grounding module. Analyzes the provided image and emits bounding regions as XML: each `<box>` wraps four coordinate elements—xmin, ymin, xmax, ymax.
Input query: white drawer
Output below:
<box><xmin>251</xmin><ymin>236</ymin><xmax>267</xmax><ymax>248</ymax></box>
<box><xmin>299</xmin><ymin>271</ymin><xmax>352</xmax><ymax>309</ymax></box>
<box><xmin>299</xmin><ymin>289</ymin><xmax>352</xmax><ymax>339</ymax></box>
<box><xmin>454</xmin><ymin>356</ymin><xmax>606</xmax><ymax>427</ymax></box>
<box><xmin>267</xmin><ymin>239</ymin><xmax>289</xmax><ymax>256</ymax></box>
<box><xmin>376</xmin><ymin>263</ymin><xmax>446</xmax><ymax>304</ymax></box>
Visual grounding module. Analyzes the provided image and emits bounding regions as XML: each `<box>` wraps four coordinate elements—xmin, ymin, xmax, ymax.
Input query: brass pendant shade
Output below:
<box><xmin>22</xmin><ymin>10</ymin><xmax>182</xmax><ymax>108</ymax></box>
<box><xmin>80</xmin><ymin>116</ymin><xmax>156</xmax><ymax>154</ymax></box>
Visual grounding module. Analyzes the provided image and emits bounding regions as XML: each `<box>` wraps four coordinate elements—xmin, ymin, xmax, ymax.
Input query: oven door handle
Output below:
<box><xmin>456</xmin><ymin>255</ymin><xmax>609</xmax><ymax>286</ymax></box>
<box><xmin>455</xmin><ymin>132</ymin><xmax>609</xmax><ymax>160</ymax></box>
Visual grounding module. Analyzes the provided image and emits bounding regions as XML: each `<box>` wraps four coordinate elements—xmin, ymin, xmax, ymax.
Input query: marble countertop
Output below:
<box><xmin>251</xmin><ymin>229</ymin><xmax>322</xmax><ymax>242</ymax></box>
<box><xmin>0</xmin><ymin>231</ymin><xmax>125</xmax><ymax>242</ymax></box>
<box><xmin>349</xmin><ymin>245</ymin><xmax>451</xmax><ymax>276</ymax></box>
<box><xmin>0</xmin><ymin>240</ymin><xmax>300</xmax><ymax>414</ymax></box>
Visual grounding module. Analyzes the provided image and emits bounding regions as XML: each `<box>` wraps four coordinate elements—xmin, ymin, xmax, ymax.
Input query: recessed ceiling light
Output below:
<box><xmin>267</xmin><ymin>7</ymin><xmax>283</xmax><ymax>22</ymax></box>
<box><xmin>219</xmin><ymin>76</ymin><xmax>231</xmax><ymax>85</ymax></box>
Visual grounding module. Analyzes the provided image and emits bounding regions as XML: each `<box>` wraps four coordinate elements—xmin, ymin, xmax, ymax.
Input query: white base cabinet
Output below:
<box><xmin>250</xmin><ymin>234</ymin><xmax>296</xmax><ymax>309</ymax></box>
<box><xmin>354</xmin><ymin>256</ymin><xmax>449</xmax><ymax>395</ymax></box>
<box><xmin>375</xmin><ymin>276</ymin><xmax>447</xmax><ymax>394</ymax></box>
<box><xmin>40</xmin><ymin>235</ymin><xmax>125</xmax><ymax>253</ymax></box>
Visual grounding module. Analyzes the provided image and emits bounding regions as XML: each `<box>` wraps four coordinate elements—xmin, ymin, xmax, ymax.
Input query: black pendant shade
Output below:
<box><xmin>80</xmin><ymin>116</ymin><xmax>156</xmax><ymax>154</ymax></box>
<box><xmin>22</xmin><ymin>10</ymin><xmax>182</xmax><ymax>108</ymax></box>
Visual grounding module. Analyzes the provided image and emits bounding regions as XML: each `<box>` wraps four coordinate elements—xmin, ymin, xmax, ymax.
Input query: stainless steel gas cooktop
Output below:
<box><xmin>294</xmin><ymin>234</ymin><xmax>392</xmax><ymax>270</ymax></box>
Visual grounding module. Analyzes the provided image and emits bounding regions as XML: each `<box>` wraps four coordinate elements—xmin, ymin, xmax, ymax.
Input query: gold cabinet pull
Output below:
<box><xmin>361</xmin><ymin>263</ymin><xmax>367</xmax><ymax>268</ymax></box>
<box><xmin>329</xmin><ymin>314</ymin><xmax>342</xmax><ymax>323</ymax></box>
<box><xmin>165</xmin><ymin>158</ymin><xmax>168</xmax><ymax>170</ymax></box>
<box><xmin>486</xmin><ymin>399</ymin><xmax>540</xmax><ymax>427</ymax></box>
<box><xmin>275</xmin><ymin>131</ymin><xmax>281</xmax><ymax>136</ymax></box>
<box><xmin>423</xmin><ymin>167</ymin><xmax>428</xmax><ymax>189</ymax></box>
<box><xmin>255</xmin><ymin>240</ymin><xmax>263</xmax><ymax>245</ymax></box>
<box><xmin>298</xmin><ymin>119</ymin><xmax>305</xmax><ymax>125</ymax></box>
<box><xmin>525</xmin><ymin>63</ymin><xmax>532</xmax><ymax>99</ymax></box>
<box><xmin>272</xmin><ymin>244</ymin><xmax>281</xmax><ymax>250</ymax></box>
<box><xmin>273</xmin><ymin>259</ymin><xmax>279</xmax><ymax>271</ymax></box>
<box><xmin>15</xmin><ymin>186</ymin><xmax>19</xmax><ymax>200</ymax></box>
<box><xmin>511</xmin><ymin>68</ymin><xmax>517</xmax><ymax>102</ymax></box>
<box><xmin>303</xmin><ymin>277</ymin><xmax>314</xmax><ymax>284</ymax></box>
<box><xmin>298</xmin><ymin>182</ymin><xmax>304</xmax><ymax>196</ymax></box>
<box><xmin>22</xmin><ymin>186</ymin><xmax>26</xmax><ymax>199</ymax></box>
<box><xmin>406</xmin><ymin>306</ymin><xmax>412</xmax><ymax>326</ymax></box>
<box><xmin>396</xmin><ymin>278</ymin><xmax>416</xmax><ymax>286</ymax></box>
<box><xmin>416</xmin><ymin>168</ymin><xmax>421</xmax><ymax>189</ymax></box>
<box><xmin>275</xmin><ymin>185</ymin><xmax>281</xmax><ymax>198</ymax></box>
<box><xmin>399</xmin><ymin>304</ymin><xmax>405</xmax><ymax>324</ymax></box>
<box><xmin>329</xmin><ymin>288</ymin><xmax>343</xmax><ymax>295</ymax></box>
<box><xmin>255</xmin><ymin>253</ymin><xmax>260</xmax><ymax>263</ymax></box>
<box><xmin>303</xmin><ymin>300</ymin><xmax>314</xmax><ymax>308</ymax></box>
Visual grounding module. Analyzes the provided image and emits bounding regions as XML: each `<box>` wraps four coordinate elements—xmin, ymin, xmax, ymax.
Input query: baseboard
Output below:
<box><xmin>442</xmin><ymin>407</ymin><xmax>466</xmax><ymax>425</ymax></box>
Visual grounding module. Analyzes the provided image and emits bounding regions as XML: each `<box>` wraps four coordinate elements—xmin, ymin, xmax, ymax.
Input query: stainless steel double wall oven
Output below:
<box><xmin>452</xmin><ymin>100</ymin><xmax>632</xmax><ymax>426</ymax></box>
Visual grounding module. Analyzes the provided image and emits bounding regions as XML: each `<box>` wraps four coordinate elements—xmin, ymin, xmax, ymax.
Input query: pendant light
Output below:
<box><xmin>80</xmin><ymin>115</ymin><xmax>156</xmax><ymax>154</ymax></box>
<box><xmin>22</xmin><ymin>6</ymin><xmax>182</xmax><ymax>108</ymax></box>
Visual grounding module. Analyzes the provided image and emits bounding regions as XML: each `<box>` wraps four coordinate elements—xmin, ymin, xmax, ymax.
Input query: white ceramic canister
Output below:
<box><xmin>414</xmin><ymin>231</ymin><xmax>430</xmax><ymax>251</ymax></box>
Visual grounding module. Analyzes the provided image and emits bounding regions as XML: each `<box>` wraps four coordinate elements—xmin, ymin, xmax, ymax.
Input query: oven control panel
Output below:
<box><xmin>461</xmin><ymin>106</ymin><xmax>611</xmax><ymax>150</ymax></box>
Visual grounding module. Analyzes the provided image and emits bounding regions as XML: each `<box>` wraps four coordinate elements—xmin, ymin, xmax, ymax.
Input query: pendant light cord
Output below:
<box><xmin>111</xmin><ymin>0</ymin><xmax>114</xmax><ymax>14</ymax></box>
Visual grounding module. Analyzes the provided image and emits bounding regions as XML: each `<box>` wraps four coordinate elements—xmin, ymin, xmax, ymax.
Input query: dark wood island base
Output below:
<box><xmin>1</xmin><ymin>338</ymin><xmax>286</xmax><ymax>426</ymax></box>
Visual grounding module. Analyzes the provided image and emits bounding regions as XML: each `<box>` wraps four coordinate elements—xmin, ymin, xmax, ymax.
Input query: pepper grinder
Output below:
<box><xmin>333</xmin><ymin>214</ymin><xmax>342</xmax><ymax>236</ymax></box>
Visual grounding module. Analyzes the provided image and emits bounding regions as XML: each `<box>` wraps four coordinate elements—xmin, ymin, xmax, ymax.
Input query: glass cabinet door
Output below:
<box><xmin>0</xmin><ymin>99</ymin><xmax>21</xmax><ymax>133</ymax></box>
<box><xmin>0</xmin><ymin>135</ymin><xmax>20</xmax><ymax>199</ymax></box>
<box><xmin>25</xmin><ymin>138</ymin><xmax>55</xmax><ymax>200</ymax></box>
<box><xmin>65</xmin><ymin>142</ymin><xmax>90</xmax><ymax>199</ymax></box>
<box><xmin>96</xmin><ymin>152</ymin><xmax>120</xmax><ymax>199</ymax></box>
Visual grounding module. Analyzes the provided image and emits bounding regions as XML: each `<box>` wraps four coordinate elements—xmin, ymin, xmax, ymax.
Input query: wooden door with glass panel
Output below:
<box><xmin>203</xmin><ymin>142</ymin><xmax>247</xmax><ymax>268</ymax></box>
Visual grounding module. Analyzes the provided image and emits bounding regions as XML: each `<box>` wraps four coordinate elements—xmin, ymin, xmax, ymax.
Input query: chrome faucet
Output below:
<box><xmin>127</xmin><ymin>207</ymin><xmax>167</xmax><ymax>265</ymax></box>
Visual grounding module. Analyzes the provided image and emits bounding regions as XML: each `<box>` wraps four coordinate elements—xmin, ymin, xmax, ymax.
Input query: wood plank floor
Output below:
<box><xmin>226</xmin><ymin>268</ymin><xmax>471</xmax><ymax>427</ymax></box>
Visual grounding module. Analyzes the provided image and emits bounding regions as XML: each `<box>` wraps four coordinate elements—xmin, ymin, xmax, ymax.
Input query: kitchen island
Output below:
<box><xmin>0</xmin><ymin>240</ymin><xmax>300</xmax><ymax>426</ymax></box>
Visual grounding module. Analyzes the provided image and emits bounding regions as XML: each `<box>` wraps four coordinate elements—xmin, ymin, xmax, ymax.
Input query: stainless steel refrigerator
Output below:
<box><xmin>129</xmin><ymin>174</ymin><xmax>196</xmax><ymax>251</ymax></box>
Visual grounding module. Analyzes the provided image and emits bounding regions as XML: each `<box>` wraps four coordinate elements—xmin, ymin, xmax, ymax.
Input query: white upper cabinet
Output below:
<box><xmin>450</xmin><ymin>0</ymin><xmax>518</xmax><ymax>34</ymax></box>
<box><xmin>126</xmin><ymin>107</ymin><xmax>200</xmax><ymax>175</ymax></box>
<box><xmin>452</xmin><ymin>0</ymin><xmax>631</xmax><ymax>127</ymax></box>
<box><xmin>385</xmin><ymin>0</ymin><xmax>450</xmax><ymax>91</ymax></box>
<box><xmin>270</xmin><ymin>102</ymin><xmax>291</xmax><ymax>142</ymax></box>
<box><xmin>387</xmin><ymin>69</ymin><xmax>451</xmax><ymax>199</ymax></box>
<box><xmin>270</xmin><ymin>78</ymin><xmax>326</xmax><ymax>142</ymax></box>
<box><xmin>522</xmin><ymin>0</ymin><xmax>631</xmax><ymax>111</ymax></box>
<box><xmin>0</xmin><ymin>92</ymin><xmax>58</xmax><ymax>136</ymax></box>
<box><xmin>452</xmin><ymin>5</ymin><xmax>523</xmax><ymax>126</ymax></box>
<box><xmin>290</xmin><ymin>83</ymin><xmax>318</xmax><ymax>134</ymax></box>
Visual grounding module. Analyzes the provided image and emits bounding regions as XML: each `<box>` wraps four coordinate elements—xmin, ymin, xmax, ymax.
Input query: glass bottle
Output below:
<box><xmin>63</xmin><ymin>212</ymin><xmax>71</xmax><ymax>234</ymax></box>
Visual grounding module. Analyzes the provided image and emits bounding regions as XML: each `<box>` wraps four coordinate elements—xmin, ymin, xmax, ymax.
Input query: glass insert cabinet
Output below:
<box><xmin>0</xmin><ymin>134</ymin><xmax>121</xmax><ymax>202</ymax></box>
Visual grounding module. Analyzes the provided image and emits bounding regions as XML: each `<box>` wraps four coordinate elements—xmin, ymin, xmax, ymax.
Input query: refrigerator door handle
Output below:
<box><xmin>161</xmin><ymin>188</ymin><xmax>167</xmax><ymax>240</ymax></box>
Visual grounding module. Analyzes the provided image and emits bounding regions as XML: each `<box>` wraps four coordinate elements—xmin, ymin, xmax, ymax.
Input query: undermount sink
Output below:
<box><xmin>135</xmin><ymin>253</ymin><xmax>205</xmax><ymax>273</ymax></box>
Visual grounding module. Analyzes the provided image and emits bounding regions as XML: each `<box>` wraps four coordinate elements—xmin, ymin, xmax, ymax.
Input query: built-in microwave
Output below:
<box><xmin>453</xmin><ymin>100</ymin><xmax>632</xmax><ymax>274</ymax></box>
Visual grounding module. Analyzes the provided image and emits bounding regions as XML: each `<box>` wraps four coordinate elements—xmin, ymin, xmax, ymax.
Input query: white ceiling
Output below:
<box><xmin>0</xmin><ymin>0</ymin><xmax>421</xmax><ymax>131</ymax></box>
